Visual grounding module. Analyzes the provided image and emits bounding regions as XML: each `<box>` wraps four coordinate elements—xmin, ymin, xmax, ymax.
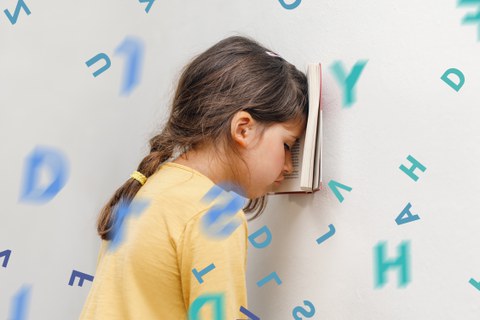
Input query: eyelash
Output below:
<box><xmin>284</xmin><ymin>143</ymin><xmax>291</xmax><ymax>151</ymax></box>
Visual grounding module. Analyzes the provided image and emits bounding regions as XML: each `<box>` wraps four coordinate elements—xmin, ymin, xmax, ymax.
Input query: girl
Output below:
<box><xmin>79</xmin><ymin>35</ymin><xmax>308</xmax><ymax>319</ymax></box>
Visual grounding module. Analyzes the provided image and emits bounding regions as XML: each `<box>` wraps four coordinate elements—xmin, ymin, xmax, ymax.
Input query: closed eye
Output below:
<box><xmin>284</xmin><ymin>143</ymin><xmax>291</xmax><ymax>151</ymax></box>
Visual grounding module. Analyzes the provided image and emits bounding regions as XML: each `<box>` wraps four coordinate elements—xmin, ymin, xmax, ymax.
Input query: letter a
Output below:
<box><xmin>395</xmin><ymin>203</ymin><xmax>420</xmax><ymax>225</ymax></box>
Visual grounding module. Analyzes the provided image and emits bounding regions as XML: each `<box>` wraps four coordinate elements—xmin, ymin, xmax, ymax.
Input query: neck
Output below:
<box><xmin>172</xmin><ymin>147</ymin><xmax>246</xmax><ymax>196</ymax></box>
<box><xmin>172</xmin><ymin>147</ymin><xmax>225</xmax><ymax>185</ymax></box>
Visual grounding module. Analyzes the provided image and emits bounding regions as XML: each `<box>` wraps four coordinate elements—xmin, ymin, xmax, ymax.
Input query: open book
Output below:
<box><xmin>267</xmin><ymin>63</ymin><xmax>323</xmax><ymax>195</ymax></box>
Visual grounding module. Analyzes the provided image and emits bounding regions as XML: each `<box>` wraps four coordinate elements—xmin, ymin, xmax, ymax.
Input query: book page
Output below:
<box><xmin>266</xmin><ymin>132</ymin><xmax>305</xmax><ymax>194</ymax></box>
<box><xmin>300</xmin><ymin>64</ymin><xmax>321</xmax><ymax>190</ymax></box>
<box><xmin>286</xmin><ymin>135</ymin><xmax>301</xmax><ymax>180</ymax></box>
<box><xmin>313</xmin><ymin>64</ymin><xmax>323</xmax><ymax>191</ymax></box>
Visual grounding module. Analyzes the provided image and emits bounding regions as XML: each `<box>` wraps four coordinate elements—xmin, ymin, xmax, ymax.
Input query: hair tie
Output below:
<box><xmin>131</xmin><ymin>171</ymin><xmax>147</xmax><ymax>185</ymax></box>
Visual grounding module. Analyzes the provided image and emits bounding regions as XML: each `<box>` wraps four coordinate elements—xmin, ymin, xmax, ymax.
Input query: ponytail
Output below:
<box><xmin>96</xmin><ymin>131</ymin><xmax>174</xmax><ymax>240</ymax></box>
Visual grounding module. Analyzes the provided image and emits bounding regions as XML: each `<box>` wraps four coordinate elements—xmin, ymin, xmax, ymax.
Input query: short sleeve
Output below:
<box><xmin>177</xmin><ymin>209</ymin><xmax>248</xmax><ymax>320</ymax></box>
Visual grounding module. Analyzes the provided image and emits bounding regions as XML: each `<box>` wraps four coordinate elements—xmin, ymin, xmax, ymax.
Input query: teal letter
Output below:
<box><xmin>316</xmin><ymin>224</ymin><xmax>335</xmax><ymax>245</ymax></box>
<box><xmin>192</xmin><ymin>263</ymin><xmax>216</xmax><ymax>284</ymax></box>
<box><xmin>395</xmin><ymin>203</ymin><xmax>420</xmax><ymax>225</ymax></box>
<box><xmin>374</xmin><ymin>241</ymin><xmax>411</xmax><ymax>288</ymax></box>
<box><xmin>292</xmin><ymin>300</ymin><xmax>316</xmax><ymax>319</ymax></box>
<box><xmin>248</xmin><ymin>225</ymin><xmax>272</xmax><ymax>249</ymax></box>
<box><xmin>85</xmin><ymin>53</ymin><xmax>111</xmax><ymax>78</ymax></box>
<box><xmin>139</xmin><ymin>0</ymin><xmax>155</xmax><ymax>13</ymax></box>
<box><xmin>399</xmin><ymin>155</ymin><xmax>426</xmax><ymax>182</ymax></box>
<box><xmin>440</xmin><ymin>68</ymin><xmax>465</xmax><ymax>92</ymax></box>
<box><xmin>4</xmin><ymin>0</ymin><xmax>31</xmax><ymax>25</ymax></box>
<box><xmin>469</xmin><ymin>278</ymin><xmax>480</xmax><ymax>291</ymax></box>
<box><xmin>257</xmin><ymin>271</ymin><xmax>282</xmax><ymax>287</ymax></box>
<box><xmin>330</xmin><ymin>60</ymin><xmax>368</xmax><ymax>107</ymax></box>
<box><xmin>188</xmin><ymin>293</ymin><xmax>225</xmax><ymax>320</ymax></box>
<box><xmin>458</xmin><ymin>0</ymin><xmax>480</xmax><ymax>40</ymax></box>
<box><xmin>278</xmin><ymin>0</ymin><xmax>302</xmax><ymax>10</ymax></box>
<box><xmin>327</xmin><ymin>180</ymin><xmax>352</xmax><ymax>203</ymax></box>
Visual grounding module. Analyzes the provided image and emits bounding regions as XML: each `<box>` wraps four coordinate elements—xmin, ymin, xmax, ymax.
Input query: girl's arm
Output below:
<box><xmin>177</xmin><ymin>209</ymin><xmax>248</xmax><ymax>319</ymax></box>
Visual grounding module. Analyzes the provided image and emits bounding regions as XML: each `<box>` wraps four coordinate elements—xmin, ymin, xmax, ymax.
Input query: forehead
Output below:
<box><xmin>278</xmin><ymin>118</ymin><xmax>306</xmax><ymax>138</ymax></box>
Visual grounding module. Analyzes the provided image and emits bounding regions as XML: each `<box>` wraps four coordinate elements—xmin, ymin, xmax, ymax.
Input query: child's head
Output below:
<box><xmin>225</xmin><ymin>110</ymin><xmax>305</xmax><ymax>198</ymax></box>
<box><xmin>97</xmin><ymin>35</ymin><xmax>308</xmax><ymax>239</ymax></box>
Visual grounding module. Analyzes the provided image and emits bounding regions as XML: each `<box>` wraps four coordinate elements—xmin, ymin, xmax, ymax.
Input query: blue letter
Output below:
<box><xmin>330</xmin><ymin>60</ymin><xmax>368</xmax><ymax>107</ymax></box>
<box><xmin>278</xmin><ymin>0</ymin><xmax>302</xmax><ymax>10</ymax></box>
<box><xmin>248</xmin><ymin>225</ymin><xmax>272</xmax><ymax>249</ymax></box>
<box><xmin>109</xmin><ymin>198</ymin><xmax>150</xmax><ymax>251</ymax></box>
<box><xmin>1</xmin><ymin>249</ymin><xmax>12</xmax><ymax>268</ymax></box>
<box><xmin>9</xmin><ymin>285</ymin><xmax>31</xmax><ymax>320</ymax></box>
<box><xmin>85</xmin><ymin>53</ymin><xmax>111</xmax><ymax>77</ymax></box>
<box><xmin>374</xmin><ymin>241</ymin><xmax>411</xmax><ymax>288</ymax></box>
<box><xmin>188</xmin><ymin>293</ymin><xmax>225</xmax><ymax>320</ymax></box>
<box><xmin>399</xmin><ymin>155</ymin><xmax>426</xmax><ymax>182</ymax></box>
<box><xmin>395</xmin><ymin>203</ymin><xmax>420</xmax><ymax>225</ymax></box>
<box><xmin>256</xmin><ymin>271</ymin><xmax>282</xmax><ymax>287</ymax></box>
<box><xmin>192</xmin><ymin>263</ymin><xmax>215</xmax><ymax>284</ymax></box>
<box><xmin>316</xmin><ymin>224</ymin><xmax>335</xmax><ymax>245</ymax></box>
<box><xmin>292</xmin><ymin>300</ymin><xmax>316</xmax><ymax>319</ymax></box>
<box><xmin>19</xmin><ymin>146</ymin><xmax>69</xmax><ymax>204</ymax></box>
<box><xmin>115</xmin><ymin>36</ymin><xmax>145</xmax><ymax>95</ymax></box>
<box><xmin>201</xmin><ymin>184</ymin><xmax>225</xmax><ymax>204</ymax></box>
<box><xmin>4</xmin><ymin>0</ymin><xmax>31</xmax><ymax>25</ymax></box>
<box><xmin>68</xmin><ymin>270</ymin><xmax>94</xmax><ymax>287</ymax></box>
<box><xmin>440</xmin><ymin>68</ymin><xmax>465</xmax><ymax>91</ymax></box>
<box><xmin>469</xmin><ymin>278</ymin><xmax>480</xmax><ymax>291</ymax></box>
<box><xmin>327</xmin><ymin>179</ymin><xmax>352</xmax><ymax>203</ymax></box>
<box><xmin>458</xmin><ymin>0</ymin><xmax>480</xmax><ymax>40</ymax></box>
<box><xmin>139</xmin><ymin>0</ymin><xmax>155</xmax><ymax>13</ymax></box>
<box><xmin>200</xmin><ymin>188</ymin><xmax>246</xmax><ymax>239</ymax></box>
<box><xmin>239</xmin><ymin>306</ymin><xmax>260</xmax><ymax>320</ymax></box>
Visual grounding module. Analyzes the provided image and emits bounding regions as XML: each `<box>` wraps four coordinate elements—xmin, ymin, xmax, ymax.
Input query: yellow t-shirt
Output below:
<box><xmin>79</xmin><ymin>162</ymin><xmax>249</xmax><ymax>320</ymax></box>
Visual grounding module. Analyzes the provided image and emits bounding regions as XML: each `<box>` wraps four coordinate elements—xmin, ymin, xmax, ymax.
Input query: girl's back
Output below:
<box><xmin>80</xmin><ymin>162</ymin><xmax>248</xmax><ymax>319</ymax></box>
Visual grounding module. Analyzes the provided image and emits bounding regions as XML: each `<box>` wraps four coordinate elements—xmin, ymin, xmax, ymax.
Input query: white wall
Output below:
<box><xmin>1</xmin><ymin>0</ymin><xmax>480</xmax><ymax>319</ymax></box>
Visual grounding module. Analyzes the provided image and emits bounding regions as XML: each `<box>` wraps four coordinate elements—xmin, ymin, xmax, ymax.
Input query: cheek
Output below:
<box><xmin>273</xmin><ymin>147</ymin><xmax>286</xmax><ymax>173</ymax></box>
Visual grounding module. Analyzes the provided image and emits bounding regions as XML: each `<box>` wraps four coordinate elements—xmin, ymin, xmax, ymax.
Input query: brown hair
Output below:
<box><xmin>97</xmin><ymin>35</ymin><xmax>308</xmax><ymax>240</ymax></box>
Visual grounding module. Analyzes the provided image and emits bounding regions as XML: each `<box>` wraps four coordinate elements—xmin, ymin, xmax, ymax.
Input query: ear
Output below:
<box><xmin>231</xmin><ymin>111</ymin><xmax>255</xmax><ymax>148</ymax></box>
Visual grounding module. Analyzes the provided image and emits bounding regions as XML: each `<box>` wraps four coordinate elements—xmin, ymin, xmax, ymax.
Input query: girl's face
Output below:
<box><xmin>236</xmin><ymin>116</ymin><xmax>305</xmax><ymax>199</ymax></box>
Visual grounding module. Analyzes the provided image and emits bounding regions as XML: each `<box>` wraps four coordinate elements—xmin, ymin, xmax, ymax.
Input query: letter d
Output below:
<box><xmin>19</xmin><ymin>145</ymin><xmax>69</xmax><ymax>203</ymax></box>
<box><xmin>441</xmin><ymin>68</ymin><xmax>465</xmax><ymax>92</ymax></box>
<box><xmin>188</xmin><ymin>293</ymin><xmax>225</xmax><ymax>320</ymax></box>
